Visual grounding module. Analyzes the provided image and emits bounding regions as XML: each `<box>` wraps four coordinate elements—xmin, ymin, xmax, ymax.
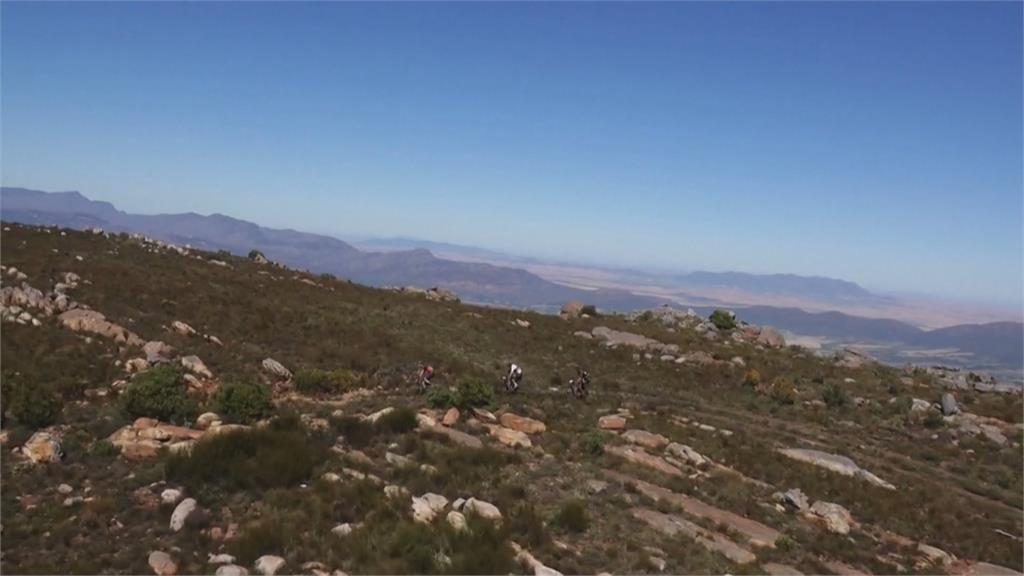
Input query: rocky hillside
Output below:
<box><xmin>1</xmin><ymin>222</ymin><xmax>1022</xmax><ymax>576</ymax></box>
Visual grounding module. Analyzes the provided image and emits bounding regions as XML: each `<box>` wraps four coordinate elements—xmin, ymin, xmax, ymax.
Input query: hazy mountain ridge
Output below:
<box><xmin>0</xmin><ymin>188</ymin><xmax>666</xmax><ymax>311</ymax></box>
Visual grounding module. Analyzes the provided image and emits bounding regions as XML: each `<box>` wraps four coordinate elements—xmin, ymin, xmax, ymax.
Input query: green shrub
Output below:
<box><xmin>88</xmin><ymin>440</ymin><xmax>121</xmax><ymax>460</ymax></box>
<box><xmin>552</xmin><ymin>499</ymin><xmax>589</xmax><ymax>533</ymax></box>
<box><xmin>455</xmin><ymin>378</ymin><xmax>493</xmax><ymax>409</ymax></box>
<box><xmin>822</xmin><ymin>383</ymin><xmax>849</xmax><ymax>408</ymax></box>
<box><xmin>166</xmin><ymin>421</ymin><xmax>318</xmax><ymax>491</ymax></box>
<box><xmin>923</xmin><ymin>410</ymin><xmax>945</xmax><ymax>429</ymax></box>
<box><xmin>580</xmin><ymin>304</ymin><xmax>598</xmax><ymax>316</ymax></box>
<box><xmin>427</xmin><ymin>387</ymin><xmax>457</xmax><ymax>409</ymax></box>
<box><xmin>120</xmin><ymin>365</ymin><xmax>197</xmax><ymax>424</ymax></box>
<box><xmin>294</xmin><ymin>368</ymin><xmax>356</xmax><ymax>395</ymax></box>
<box><xmin>709</xmin><ymin>309</ymin><xmax>737</xmax><ymax>331</ymax></box>
<box><xmin>579</xmin><ymin>431</ymin><xmax>607</xmax><ymax>456</ymax></box>
<box><xmin>332</xmin><ymin>415</ymin><xmax>375</xmax><ymax>449</ymax></box>
<box><xmin>247</xmin><ymin>249</ymin><xmax>266</xmax><ymax>261</ymax></box>
<box><xmin>376</xmin><ymin>406</ymin><xmax>418</xmax><ymax>434</ymax></box>
<box><xmin>7</xmin><ymin>379</ymin><xmax>61</xmax><ymax>428</ymax></box>
<box><xmin>212</xmin><ymin>381</ymin><xmax>274</xmax><ymax>424</ymax></box>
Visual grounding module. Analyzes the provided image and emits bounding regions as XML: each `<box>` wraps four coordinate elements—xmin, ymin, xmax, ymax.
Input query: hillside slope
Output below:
<box><xmin>1</xmin><ymin>223</ymin><xmax>1021</xmax><ymax>576</ymax></box>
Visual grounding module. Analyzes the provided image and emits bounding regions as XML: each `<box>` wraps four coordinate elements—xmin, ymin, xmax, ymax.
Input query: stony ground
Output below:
<box><xmin>1</xmin><ymin>222</ymin><xmax>1022</xmax><ymax>576</ymax></box>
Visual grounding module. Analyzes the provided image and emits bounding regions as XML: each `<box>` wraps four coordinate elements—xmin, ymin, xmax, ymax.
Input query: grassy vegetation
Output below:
<box><xmin>1</xmin><ymin>223</ymin><xmax>1022</xmax><ymax>575</ymax></box>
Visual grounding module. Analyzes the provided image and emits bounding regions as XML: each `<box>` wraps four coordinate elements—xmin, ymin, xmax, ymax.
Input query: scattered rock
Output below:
<box><xmin>499</xmin><ymin>412</ymin><xmax>546</xmax><ymax>434</ymax></box>
<box><xmin>171</xmin><ymin>320</ymin><xmax>197</xmax><ymax>336</ymax></box>
<box><xmin>835</xmin><ymin>347</ymin><xmax>873</xmax><ymax>369</ymax></box>
<box><xmin>591</xmin><ymin>326</ymin><xmax>679</xmax><ymax>355</ymax></box>
<box><xmin>216</xmin><ymin>565</ymin><xmax>249</xmax><ymax>576</ymax></box>
<box><xmin>254</xmin><ymin>555</ymin><xmax>285</xmax><ymax>576</ymax></box>
<box><xmin>510</xmin><ymin>542</ymin><xmax>564</xmax><ymax>576</ymax></box>
<box><xmin>560</xmin><ymin>300</ymin><xmax>585</xmax><ymax>319</ymax></box>
<box><xmin>365</xmin><ymin>407</ymin><xmax>394</xmax><ymax>424</ymax></box>
<box><xmin>586</xmin><ymin>479</ymin><xmax>609</xmax><ymax>494</ymax></box>
<box><xmin>161</xmin><ymin>488</ymin><xmax>184</xmax><ymax>505</ymax></box>
<box><xmin>196</xmin><ymin>412</ymin><xmax>222</xmax><ymax>430</ymax></box>
<box><xmin>598</xmin><ymin>414</ymin><xmax>626</xmax><ymax>430</ymax></box>
<box><xmin>773</xmin><ymin>488</ymin><xmax>809</xmax><ymax>512</ymax></box>
<box><xmin>385</xmin><ymin>451</ymin><xmax>414</xmax><ymax>468</ymax></box>
<box><xmin>148</xmin><ymin>551</ymin><xmax>178</xmax><ymax>576</ymax></box>
<box><xmin>209</xmin><ymin>554</ymin><xmax>237</xmax><ymax>565</ymax></box>
<box><xmin>59</xmin><ymin>309</ymin><xmax>143</xmax><ymax>346</ymax></box>
<box><xmin>514</xmin><ymin>319</ymin><xmax>531</xmax><ymax>328</ymax></box>
<box><xmin>261</xmin><ymin>357</ymin><xmax>292</xmax><ymax>380</ymax></box>
<box><xmin>332</xmin><ymin>523</ymin><xmax>357</xmax><ymax>537</ymax></box>
<box><xmin>57</xmin><ymin>483</ymin><xmax>73</xmax><ymax>495</ymax></box>
<box><xmin>605</xmin><ymin>445</ymin><xmax>683</xmax><ymax>478</ymax></box>
<box><xmin>910</xmin><ymin>398</ymin><xmax>933</xmax><ymax>413</ymax></box>
<box><xmin>471</xmin><ymin>407</ymin><xmax>497</xmax><ymax>422</ymax></box>
<box><xmin>143</xmin><ymin>340</ymin><xmax>174</xmax><ymax>364</ymax></box>
<box><xmin>384</xmin><ymin>485</ymin><xmax>408</xmax><ymax>499</ymax></box>
<box><xmin>940</xmin><ymin>393</ymin><xmax>959</xmax><ymax>416</ymax></box>
<box><xmin>630</xmin><ymin>507</ymin><xmax>756</xmax><ymax>564</ymax></box>
<box><xmin>756</xmin><ymin>326</ymin><xmax>786</xmax><ymax>348</ymax></box>
<box><xmin>180</xmin><ymin>355</ymin><xmax>213</xmax><ymax>379</ymax></box>
<box><xmin>169</xmin><ymin>498</ymin><xmax>198</xmax><ymax>532</ymax></box>
<box><xmin>665</xmin><ymin>442</ymin><xmax>708</xmax><ymax>467</ymax></box>
<box><xmin>21</xmin><ymin>431</ymin><xmax>63</xmax><ymax>464</ymax></box>
<box><xmin>447</xmin><ymin>510</ymin><xmax>468</xmax><ymax>532</ymax></box>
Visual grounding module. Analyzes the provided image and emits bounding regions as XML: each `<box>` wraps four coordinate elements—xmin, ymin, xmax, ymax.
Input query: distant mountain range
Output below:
<box><xmin>2</xmin><ymin>186</ymin><xmax>1020</xmax><ymax>377</ymax></box>
<box><xmin>0</xmin><ymin>187</ymin><xmax>673</xmax><ymax>311</ymax></box>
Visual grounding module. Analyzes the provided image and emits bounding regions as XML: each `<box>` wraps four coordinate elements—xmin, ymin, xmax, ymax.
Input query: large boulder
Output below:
<box><xmin>21</xmin><ymin>431</ymin><xmax>63</xmax><ymax>464</ymax></box>
<box><xmin>560</xmin><ymin>300</ymin><xmax>585</xmax><ymax>319</ymax></box>
<box><xmin>425</xmin><ymin>287</ymin><xmax>459</xmax><ymax>303</ymax></box>
<box><xmin>143</xmin><ymin>341</ymin><xmax>174</xmax><ymax>364</ymax></box>
<box><xmin>411</xmin><ymin>493</ymin><xmax>449</xmax><ymax>523</ymax></box>
<box><xmin>463</xmin><ymin>497</ymin><xmax>502</xmax><ymax>521</ymax></box>
<box><xmin>261</xmin><ymin>358</ymin><xmax>292</xmax><ymax>380</ymax></box>
<box><xmin>772</xmin><ymin>488</ymin><xmax>809</xmax><ymax>512</ymax></box>
<box><xmin>254</xmin><ymin>555</ymin><xmax>286</xmax><ymax>576</ymax></box>
<box><xmin>756</xmin><ymin>327</ymin><xmax>786</xmax><ymax>349</ymax></box>
<box><xmin>442</xmin><ymin>408</ymin><xmax>460</xmax><ymax>427</ymax></box>
<box><xmin>499</xmin><ymin>412</ymin><xmax>546</xmax><ymax>435</ymax></box>
<box><xmin>665</xmin><ymin>442</ymin><xmax>708</xmax><ymax>467</ymax></box>
<box><xmin>172</xmin><ymin>320</ymin><xmax>197</xmax><ymax>336</ymax></box>
<box><xmin>598</xmin><ymin>414</ymin><xmax>627</xmax><ymax>430</ymax></box>
<box><xmin>808</xmin><ymin>501</ymin><xmax>853</xmax><ymax>534</ymax></box>
<box><xmin>940</xmin><ymin>393</ymin><xmax>959</xmax><ymax>416</ymax></box>
<box><xmin>485</xmin><ymin>425</ymin><xmax>532</xmax><ymax>449</ymax></box>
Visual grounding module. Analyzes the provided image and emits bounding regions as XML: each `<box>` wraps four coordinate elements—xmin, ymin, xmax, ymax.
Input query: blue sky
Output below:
<box><xmin>2</xmin><ymin>2</ymin><xmax>1021</xmax><ymax>307</ymax></box>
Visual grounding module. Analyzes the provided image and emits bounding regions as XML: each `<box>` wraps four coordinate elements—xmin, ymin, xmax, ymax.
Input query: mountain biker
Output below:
<box><xmin>417</xmin><ymin>364</ymin><xmax>434</xmax><ymax>391</ymax></box>
<box><xmin>506</xmin><ymin>363</ymin><xmax>523</xmax><ymax>392</ymax></box>
<box><xmin>571</xmin><ymin>366</ymin><xmax>591</xmax><ymax>398</ymax></box>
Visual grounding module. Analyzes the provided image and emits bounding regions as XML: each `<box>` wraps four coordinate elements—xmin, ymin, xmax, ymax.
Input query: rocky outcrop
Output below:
<box><xmin>254</xmin><ymin>555</ymin><xmax>285</xmax><ymax>576</ymax></box>
<box><xmin>772</xmin><ymin>488</ymin><xmax>809</xmax><ymax>512</ymax></box>
<box><xmin>499</xmin><ymin>412</ymin><xmax>546</xmax><ymax>434</ymax></box>
<box><xmin>143</xmin><ymin>341</ymin><xmax>174</xmax><ymax>364</ymax></box>
<box><xmin>756</xmin><ymin>326</ymin><xmax>786</xmax><ymax>348</ymax></box>
<box><xmin>485</xmin><ymin>425</ymin><xmax>532</xmax><ymax>449</ymax></box>
<box><xmin>180</xmin><ymin>355</ymin><xmax>213</xmax><ymax>379</ymax></box>
<box><xmin>591</xmin><ymin>326</ymin><xmax>679</xmax><ymax>355</ymax></box>
<box><xmin>604</xmin><ymin>445</ymin><xmax>683</xmax><ymax>478</ymax></box>
<box><xmin>622</xmin><ymin>429</ymin><xmax>670</xmax><ymax>450</ymax></box>
<box><xmin>778</xmin><ymin>448</ymin><xmax>895</xmax><ymax>490</ymax></box>
<box><xmin>510</xmin><ymin>542</ymin><xmax>563</xmax><ymax>576</ymax></box>
<box><xmin>425</xmin><ymin>287</ymin><xmax>459</xmax><ymax>303</ymax></box>
<box><xmin>630</xmin><ymin>508</ymin><xmax>756</xmax><ymax>564</ymax></box>
<box><xmin>172</xmin><ymin>320</ymin><xmax>197</xmax><ymax>336</ymax></box>
<box><xmin>108</xmin><ymin>418</ymin><xmax>204</xmax><ymax>459</ymax></box>
<box><xmin>417</xmin><ymin>414</ymin><xmax>483</xmax><ymax>448</ymax></box>
<box><xmin>835</xmin><ymin>347</ymin><xmax>873</xmax><ymax>369</ymax></box>
<box><xmin>940</xmin><ymin>393</ymin><xmax>959</xmax><ymax>416</ymax></box>
<box><xmin>59</xmin><ymin>308</ymin><xmax>143</xmax><ymax>346</ymax></box>
<box><xmin>665</xmin><ymin>442</ymin><xmax>709</xmax><ymax>467</ymax></box>
<box><xmin>442</xmin><ymin>408</ymin><xmax>460</xmax><ymax>426</ymax></box>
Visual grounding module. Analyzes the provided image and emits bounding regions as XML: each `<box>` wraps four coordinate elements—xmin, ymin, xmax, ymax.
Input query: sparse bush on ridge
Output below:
<box><xmin>552</xmin><ymin>499</ymin><xmax>589</xmax><ymax>533</ymax></box>
<box><xmin>823</xmin><ymin>382</ymin><xmax>849</xmax><ymax>408</ymax></box>
<box><xmin>119</xmin><ymin>364</ymin><xmax>197</xmax><ymax>425</ymax></box>
<box><xmin>375</xmin><ymin>406</ymin><xmax>417</xmax><ymax>434</ymax></box>
<box><xmin>5</xmin><ymin>378</ymin><xmax>61</xmax><ymax>428</ymax></box>
<box><xmin>294</xmin><ymin>368</ymin><xmax>357</xmax><ymax>395</ymax></box>
<box><xmin>710</xmin><ymin>309</ymin><xmax>737</xmax><ymax>331</ymax></box>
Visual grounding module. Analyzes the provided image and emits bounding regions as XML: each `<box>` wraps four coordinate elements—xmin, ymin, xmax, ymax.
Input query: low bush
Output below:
<box><xmin>427</xmin><ymin>387</ymin><xmax>458</xmax><ymax>409</ymax></box>
<box><xmin>768</xmin><ymin>377</ymin><xmax>798</xmax><ymax>405</ymax></box>
<box><xmin>293</xmin><ymin>368</ymin><xmax>357</xmax><ymax>395</ymax></box>
<box><xmin>6</xmin><ymin>379</ymin><xmax>61</xmax><ymax>428</ymax></box>
<box><xmin>822</xmin><ymin>383</ymin><xmax>849</xmax><ymax>408</ymax></box>
<box><xmin>332</xmin><ymin>415</ymin><xmax>375</xmax><ymax>449</ymax></box>
<box><xmin>578</xmin><ymin>431</ymin><xmax>608</xmax><ymax>456</ymax></box>
<box><xmin>120</xmin><ymin>365</ymin><xmax>197</xmax><ymax>425</ymax></box>
<box><xmin>552</xmin><ymin>499</ymin><xmax>589</xmax><ymax>533</ymax></box>
<box><xmin>166</xmin><ymin>420</ymin><xmax>319</xmax><ymax>491</ymax></box>
<box><xmin>580</xmin><ymin>304</ymin><xmax>598</xmax><ymax>316</ymax></box>
<box><xmin>212</xmin><ymin>381</ymin><xmax>274</xmax><ymax>424</ymax></box>
<box><xmin>455</xmin><ymin>378</ymin><xmax>493</xmax><ymax>409</ymax></box>
<box><xmin>742</xmin><ymin>369</ymin><xmax>761</xmax><ymax>387</ymax></box>
<box><xmin>709</xmin><ymin>309</ymin><xmax>737</xmax><ymax>331</ymax></box>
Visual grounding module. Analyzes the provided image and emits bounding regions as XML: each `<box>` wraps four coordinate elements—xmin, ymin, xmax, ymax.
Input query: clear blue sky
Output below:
<box><xmin>2</xmin><ymin>2</ymin><xmax>1021</xmax><ymax>307</ymax></box>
